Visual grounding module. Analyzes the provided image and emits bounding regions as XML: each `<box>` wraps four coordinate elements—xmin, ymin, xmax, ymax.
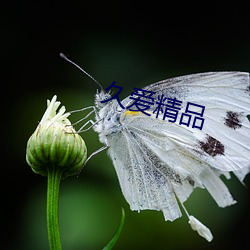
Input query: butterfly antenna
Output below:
<box><xmin>60</xmin><ymin>53</ymin><xmax>104</xmax><ymax>91</ymax></box>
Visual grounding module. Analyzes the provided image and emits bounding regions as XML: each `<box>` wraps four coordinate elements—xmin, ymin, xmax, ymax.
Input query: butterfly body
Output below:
<box><xmin>94</xmin><ymin>93</ymin><xmax>124</xmax><ymax>144</ymax></box>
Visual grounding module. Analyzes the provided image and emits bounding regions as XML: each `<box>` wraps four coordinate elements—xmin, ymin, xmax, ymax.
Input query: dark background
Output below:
<box><xmin>2</xmin><ymin>1</ymin><xmax>250</xmax><ymax>250</ymax></box>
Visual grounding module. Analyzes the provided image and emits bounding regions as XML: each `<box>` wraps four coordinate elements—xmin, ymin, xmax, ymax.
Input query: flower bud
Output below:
<box><xmin>26</xmin><ymin>95</ymin><xmax>87</xmax><ymax>178</ymax></box>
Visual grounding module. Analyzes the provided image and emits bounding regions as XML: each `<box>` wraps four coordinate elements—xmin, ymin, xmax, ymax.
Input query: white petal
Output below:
<box><xmin>40</xmin><ymin>95</ymin><xmax>71</xmax><ymax>125</ymax></box>
<box><xmin>41</xmin><ymin>95</ymin><xmax>58</xmax><ymax>123</ymax></box>
<box><xmin>188</xmin><ymin>215</ymin><xmax>213</xmax><ymax>242</ymax></box>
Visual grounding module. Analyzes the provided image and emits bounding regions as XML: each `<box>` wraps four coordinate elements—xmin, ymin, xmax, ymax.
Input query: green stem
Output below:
<box><xmin>47</xmin><ymin>165</ymin><xmax>63</xmax><ymax>250</ymax></box>
<box><xmin>102</xmin><ymin>208</ymin><xmax>125</xmax><ymax>250</ymax></box>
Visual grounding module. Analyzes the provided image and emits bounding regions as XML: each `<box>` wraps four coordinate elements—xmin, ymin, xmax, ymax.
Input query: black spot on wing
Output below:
<box><xmin>246</xmin><ymin>84</ymin><xmax>250</xmax><ymax>94</ymax></box>
<box><xmin>224</xmin><ymin>111</ymin><xmax>243</xmax><ymax>130</ymax></box>
<box><xmin>186</xmin><ymin>177</ymin><xmax>195</xmax><ymax>186</ymax></box>
<box><xmin>199</xmin><ymin>135</ymin><xmax>225</xmax><ymax>157</ymax></box>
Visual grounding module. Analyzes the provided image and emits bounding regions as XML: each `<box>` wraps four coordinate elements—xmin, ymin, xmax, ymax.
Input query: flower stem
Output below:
<box><xmin>47</xmin><ymin>165</ymin><xmax>63</xmax><ymax>250</ymax></box>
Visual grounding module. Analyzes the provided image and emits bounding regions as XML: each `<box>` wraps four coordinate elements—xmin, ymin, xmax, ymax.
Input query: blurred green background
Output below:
<box><xmin>2</xmin><ymin>1</ymin><xmax>250</xmax><ymax>250</ymax></box>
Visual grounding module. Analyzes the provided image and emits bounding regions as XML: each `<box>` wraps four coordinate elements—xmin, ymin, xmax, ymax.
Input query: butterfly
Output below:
<box><xmin>61</xmin><ymin>55</ymin><xmax>250</xmax><ymax>241</ymax></box>
<box><xmin>92</xmin><ymin>72</ymin><xmax>250</xmax><ymax>241</ymax></box>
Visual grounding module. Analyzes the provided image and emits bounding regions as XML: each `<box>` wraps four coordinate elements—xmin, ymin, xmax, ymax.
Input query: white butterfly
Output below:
<box><xmin>61</xmin><ymin>53</ymin><xmax>250</xmax><ymax>242</ymax></box>
<box><xmin>90</xmin><ymin>72</ymin><xmax>250</xmax><ymax>241</ymax></box>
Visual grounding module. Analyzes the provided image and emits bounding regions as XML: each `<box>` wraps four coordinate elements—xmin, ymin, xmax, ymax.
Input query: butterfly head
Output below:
<box><xmin>94</xmin><ymin>90</ymin><xmax>113</xmax><ymax>109</ymax></box>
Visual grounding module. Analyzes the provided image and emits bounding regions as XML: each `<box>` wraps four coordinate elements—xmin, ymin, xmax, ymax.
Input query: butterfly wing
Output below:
<box><xmin>121</xmin><ymin>72</ymin><xmax>250</xmax><ymax>173</ymax></box>
<box><xmin>106</xmin><ymin>72</ymin><xmax>250</xmax><ymax>221</ymax></box>
<box><xmin>106</xmin><ymin>122</ymin><xmax>182</xmax><ymax>221</ymax></box>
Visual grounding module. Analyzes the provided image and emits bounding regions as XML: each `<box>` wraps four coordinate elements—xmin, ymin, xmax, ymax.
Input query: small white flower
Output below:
<box><xmin>188</xmin><ymin>215</ymin><xmax>213</xmax><ymax>242</ymax></box>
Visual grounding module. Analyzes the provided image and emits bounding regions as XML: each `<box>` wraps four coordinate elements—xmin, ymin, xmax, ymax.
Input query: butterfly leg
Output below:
<box><xmin>68</xmin><ymin>106</ymin><xmax>101</xmax><ymax>132</ymax></box>
<box><xmin>77</xmin><ymin>145</ymin><xmax>108</xmax><ymax>176</ymax></box>
<box><xmin>70</xmin><ymin>106</ymin><xmax>96</xmax><ymax>125</ymax></box>
<box><xmin>85</xmin><ymin>145</ymin><xmax>108</xmax><ymax>165</ymax></box>
<box><xmin>77</xmin><ymin>119</ymin><xmax>98</xmax><ymax>132</ymax></box>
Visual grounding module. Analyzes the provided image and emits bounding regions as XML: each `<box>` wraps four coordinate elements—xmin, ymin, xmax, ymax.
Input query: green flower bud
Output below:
<box><xmin>26</xmin><ymin>95</ymin><xmax>87</xmax><ymax>178</ymax></box>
